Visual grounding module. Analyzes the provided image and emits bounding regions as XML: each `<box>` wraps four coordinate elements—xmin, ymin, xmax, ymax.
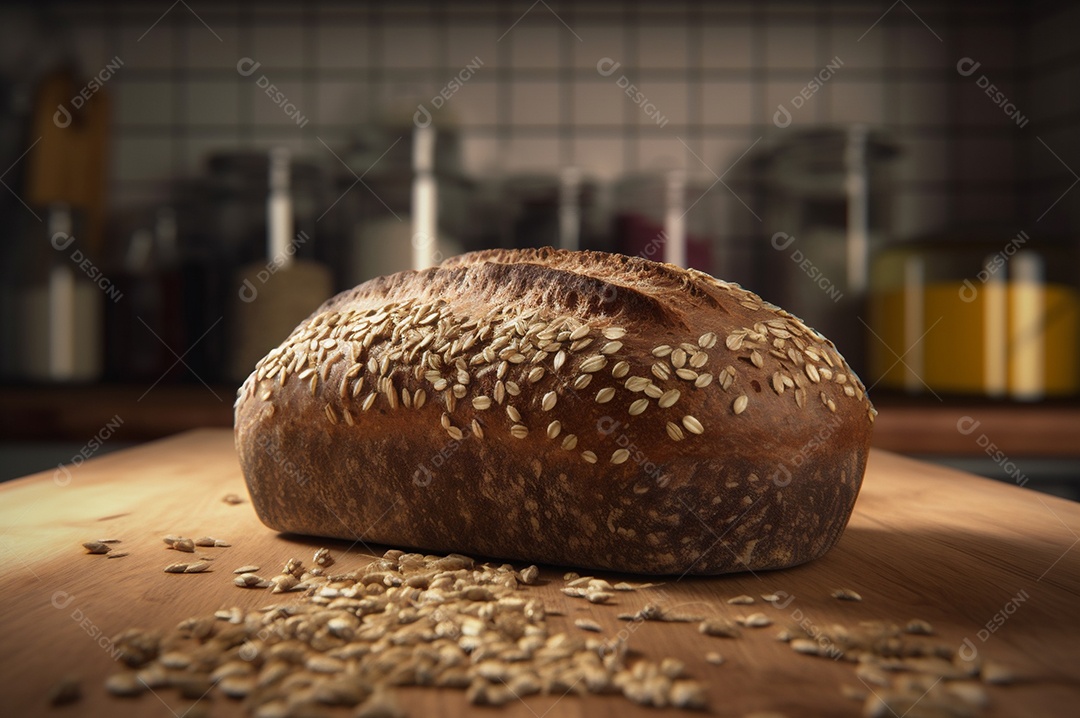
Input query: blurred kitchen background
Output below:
<box><xmin>1</xmin><ymin>1</ymin><xmax>1078</xmax><ymax>498</ymax></box>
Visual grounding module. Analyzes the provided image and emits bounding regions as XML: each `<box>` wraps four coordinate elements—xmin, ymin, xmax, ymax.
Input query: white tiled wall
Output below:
<box><xmin>3</xmin><ymin>1</ymin><xmax>1071</xmax><ymax>249</ymax></box>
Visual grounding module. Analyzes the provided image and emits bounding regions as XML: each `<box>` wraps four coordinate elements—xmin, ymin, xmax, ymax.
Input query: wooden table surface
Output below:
<box><xmin>1</xmin><ymin>429</ymin><xmax>1078</xmax><ymax>717</ymax></box>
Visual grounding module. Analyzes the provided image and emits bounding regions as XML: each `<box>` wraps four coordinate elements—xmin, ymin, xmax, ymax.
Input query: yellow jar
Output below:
<box><xmin>869</xmin><ymin>235</ymin><xmax>1079</xmax><ymax>399</ymax></box>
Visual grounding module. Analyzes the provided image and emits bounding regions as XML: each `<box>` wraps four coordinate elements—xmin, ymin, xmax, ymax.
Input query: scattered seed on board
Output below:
<box><xmin>105</xmin><ymin>672</ymin><xmax>144</xmax><ymax>697</ymax></box>
<box><xmin>904</xmin><ymin>619</ymin><xmax>934</xmax><ymax>635</ymax></box>
<box><xmin>574</xmin><ymin>618</ymin><xmax>602</xmax><ymax>633</ymax></box>
<box><xmin>736</xmin><ymin>613</ymin><xmax>773</xmax><ymax>628</ymax></box>
<box><xmin>727</xmin><ymin>594</ymin><xmax>755</xmax><ymax>605</ymax></box>
<box><xmin>519</xmin><ymin>565</ymin><xmax>539</xmax><ymax>584</ymax></box>
<box><xmin>167</xmin><ymin>538</ymin><xmax>195</xmax><ymax>553</ymax></box>
<box><xmin>705</xmin><ymin>652</ymin><xmax>724</xmax><ymax>665</ymax></box>
<box><xmin>164</xmin><ymin>563</ymin><xmax>189</xmax><ymax>573</ymax></box>
<box><xmin>82</xmin><ymin>541</ymin><xmax>110</xmax><ymax>554</ymax></box>
<box><xmin>831</xmin><ymin>588</ymin><xmax>862</xmax><ymax>602</ymax></box>
<box><xmin>222</xmin><ymin>493</ymin><xmax>244</xmax><ymax>504</ymax></box>
<box><xmin>981</xmin><ymin>661</ymin><xmax>1015</xmax><ymax>685</ymax></box>
<box><xmin>48</xmin><ymin>674</ymin><xmax>81</xmax><ymax>705</ymax></box>
<box><xmin>233</xmin><ymin>565</ymin><xmax>260</xmax><ymax>574</ymax></box>
<box><xmin>699</xmin><ymin>618</ymin><xmax>741</xmax><ymax>638</ymax></box>
<box><xmin>106</xmin><ymin>551</ymin><xmax>129</xmax><ymax>559</ymax></box>
<box><xmin>184</xmin><ymin>561</ymin><xmax>211</xmax><ymax>574</ymax></box>
<box><xmin>234</xmin><ymin>573</ymin><xmax>266</xmax><ymax>588</ymax></box>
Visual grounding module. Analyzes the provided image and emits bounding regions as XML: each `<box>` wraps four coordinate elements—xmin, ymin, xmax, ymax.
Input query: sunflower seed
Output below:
<box><xmin>184</xmin><ymin>561</ymin><xmax>211</xmax><ymax>573</ymax></box>
<box><xmin>727</xmin><ymin>595</ymin><xmax>755</xmax><ymax>605</ymax></box>
<box><xmin>569</xmin><ymin>324</ymin><xmax>591</xmax><ymax>341</ymax></box>
<box><xmin>48</xmin><ymin>675</ymin><xmax>81</xmax><ymax>705</ymax></box>
<box><xmin>579</xmin><ymin>355</ymin><xmax>607</xmax><ymax>373</ymax></box>
<box><xmin>542</xmin><ymin>391</ymin><xmax>558</xmax><ymax>411</ymax></box>
<box><xmin>82</xmin><ymin>541</ymin><xmax>110</xmax><ymax>554</ymax></box>
<box><xmin>699</xmin><ymin>618</ymin><xmax>740</xmax><ymax>637</ymax></box>
<box><xmin>733</xmin><ymin>394</ymin><xmax>748</xmax><ymax>415</ymax></box>
<box><xmin>681</xmin><ymin>415</ymin><xmax>704</xmax><ymax>435</ymax></box>
<box><xmin>831</xmin><ymin>588</ymin><xmax>862</xmax><ymax>602</ymax></box>
<box><xmin>575</xmin><ymin>618</ymin><xmax>602</xmax><ymax>632</ymax></box>
<box><xmin>233</xmin><ymin>565</ymin><xmax>261</xmax><ymax>574</ymax></box>
<box><xmin>603</xmin><ymin>327</ymin><xmax>626</xmax><ymax>340</ymax></box>
<box><xmin>164</xmin><ymin>563</ymin><xmax>189</xmax><ymax>573</ymax></box>
<box><xmin>658</xmin><ymin>389</ymin><xmax>681</xmax><ymax>408</ymax></box>
<box><xmin>904</xmin><ymin>619</ymin><xmax>934</xmax><ymax>635</ymax></box>
<box><xmin>736</xmin><ymin>613</ymin><xmax>772</xmax><ymax>628</ymax></box>
<box><xmin>546</xmin><ymin>420</ymin><xmax>561</xmax><ymax>439</ymax></box>
<box><xmin>105</xmin><ymin>672</ymin><xmax>144</xmax><ymax>697</ymax></box>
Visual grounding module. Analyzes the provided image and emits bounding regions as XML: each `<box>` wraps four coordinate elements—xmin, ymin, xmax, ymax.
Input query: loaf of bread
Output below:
<box><xmin>235</xmin><ymin>249</ymin><xmax>875</xmax><ymax>575</ymax></box>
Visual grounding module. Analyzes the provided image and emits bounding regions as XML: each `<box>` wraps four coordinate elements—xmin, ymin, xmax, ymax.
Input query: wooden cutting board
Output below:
<box><xmin>1</xmin><ymin>430</ymin><xmax>1077</xmax><ymax>717</ymax></box>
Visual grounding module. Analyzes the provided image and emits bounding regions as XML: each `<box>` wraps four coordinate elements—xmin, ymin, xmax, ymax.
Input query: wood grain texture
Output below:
<box><xmin>0</xmin><ymin>429</ymin><xmax>1077</xmax><ymax>717</ymax></box>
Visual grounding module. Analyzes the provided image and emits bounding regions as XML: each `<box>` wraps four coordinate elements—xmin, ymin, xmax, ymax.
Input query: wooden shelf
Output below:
<box><xmin>3</xmin><ymin>385</ymin><xmax>1080</xmax><ymax>458</ymax></box>
<box><xmin>0</xmin><ymin>383</ymin><xmax>235</xmax><ymax>443</ymax></box>
<box><xmin>870</xmin><ymin>395</ymin><xmax>1080</xmax><ymax>458</ymax></box>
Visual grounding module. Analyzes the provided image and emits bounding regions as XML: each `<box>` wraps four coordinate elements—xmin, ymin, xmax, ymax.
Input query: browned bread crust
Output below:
<box><xmin>235</xmin><ymin>248</ymin><xmax>874</xmax><ymax>575</ymax></box>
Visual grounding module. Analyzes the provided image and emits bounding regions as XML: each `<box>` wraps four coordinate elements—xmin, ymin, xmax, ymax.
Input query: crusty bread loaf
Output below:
<box><xmin>235</xmin><ymin>248</ymin><xmax>874</xmax><ymax>575</ymax></box>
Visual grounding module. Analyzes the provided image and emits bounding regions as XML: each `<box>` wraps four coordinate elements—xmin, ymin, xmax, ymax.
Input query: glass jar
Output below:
<box><xmin>612</xmin><ymin>171</ymin><xmax>723</xmax><ymax>275</ymax></box>
<box><xmin>868</xmin><ymin>233</ymin><xmax>1079</xmax><ymax>400</ymax></box>
<box><xmin>760</xmin><ymin>126</ymin><xmax>898</xmax><ymax>375</ymax></box>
